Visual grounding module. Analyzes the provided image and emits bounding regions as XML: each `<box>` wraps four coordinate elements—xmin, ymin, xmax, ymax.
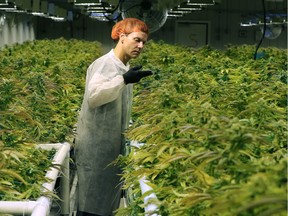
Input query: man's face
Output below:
<box><xmin>122</xmin><ymin>31</ymin><xmax>148</xmax><ymax>59</ymax></box>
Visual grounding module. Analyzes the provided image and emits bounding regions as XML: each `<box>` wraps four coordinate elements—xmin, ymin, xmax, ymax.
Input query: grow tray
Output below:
<box><xmin>0</xmin><ymin>142</ymin><xmax>70</xmax><ymax>216</ymax></box>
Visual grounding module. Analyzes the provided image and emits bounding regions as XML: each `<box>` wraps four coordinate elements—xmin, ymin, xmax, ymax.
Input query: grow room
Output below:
<box><xmin>0</xmin><ymin>0</ymin><xmax>287</xmax><ymax>216</ymax></box>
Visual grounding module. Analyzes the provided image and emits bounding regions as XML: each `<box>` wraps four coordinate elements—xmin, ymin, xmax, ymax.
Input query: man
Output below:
<box><xmin>75</xmin><ymin>18</ymin><xmax>152</xmax><ymax>216</ymax></box>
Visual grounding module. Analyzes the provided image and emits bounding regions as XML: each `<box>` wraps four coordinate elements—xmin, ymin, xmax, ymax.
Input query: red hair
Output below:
<box><xmin>111</xmin><ymin>18</ymin><xmax>149</xmax><ymax>41</ymax></box>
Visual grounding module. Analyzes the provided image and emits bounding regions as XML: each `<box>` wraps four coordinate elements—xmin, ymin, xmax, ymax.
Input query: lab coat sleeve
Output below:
<box><xmin>87</xmin><ymin>73</ymin><xmax>126</xmax><ymax>108</ymax></box>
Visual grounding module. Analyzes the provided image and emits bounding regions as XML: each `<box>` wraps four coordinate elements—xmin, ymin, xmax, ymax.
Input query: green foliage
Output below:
<box><xmin>118</xmin><ymin>42</ymin><xmax>287</xmax><ymax>215</ymax></box>
<box><xmin>0</xmin><ymin>143</ymin><xmax>56</xmax><ymax>200</ymax></box>
<box><xmin>0</xmin><ymin>38</ymin><xmax>102</xmax><ymax>144</ymax></box>
<box><xmin>0</xmin><ymin>38</ymin><xmax>102</xmax><ymax>200</ymax></box>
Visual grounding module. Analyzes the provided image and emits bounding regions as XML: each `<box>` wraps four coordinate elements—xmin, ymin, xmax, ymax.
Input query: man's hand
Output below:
<box><xmin>123</xmin><ymin>65</ymin><xmax>153</xmax><ymax>84</ymax></box>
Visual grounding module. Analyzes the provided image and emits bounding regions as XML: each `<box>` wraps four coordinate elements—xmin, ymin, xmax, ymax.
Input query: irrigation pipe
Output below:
<box><xmin>139</xmin><ymin>177</ymin><xmax>159</xmax><ymax>216</ymax></box>
<box><xmin>0</xmin><ymin>142</ymin><xmax>70</xmax><ymax>216</ymax></box>
<box><xmin>130</xmin><ymin>140</ymin><xmax>160</xmax><ymax>216</ymax></box>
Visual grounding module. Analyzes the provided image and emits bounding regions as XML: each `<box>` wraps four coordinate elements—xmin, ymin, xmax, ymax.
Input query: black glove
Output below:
<box><xmin>123</xmin><ymin>65</ymin><xmax>153</xmax><ymax>84</ymax></box>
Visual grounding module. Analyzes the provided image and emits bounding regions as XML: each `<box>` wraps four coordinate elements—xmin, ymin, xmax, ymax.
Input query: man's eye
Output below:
<box><xmin>134</xmin><ymin>38</ymin><xmax>146</xmax><ymax>44</ymax></box>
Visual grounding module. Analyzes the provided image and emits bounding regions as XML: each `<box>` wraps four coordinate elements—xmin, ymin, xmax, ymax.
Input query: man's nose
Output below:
<box><xmin>138</xmin><ymin>41</ymin><xmax>144</xmax><ymax>48</ymax></box>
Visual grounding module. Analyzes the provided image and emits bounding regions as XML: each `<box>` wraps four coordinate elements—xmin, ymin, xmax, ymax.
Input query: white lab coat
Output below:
<box><xmin>75</xmin><ymin>49</ymin><xmax>133</xmax><ymax>215</ymax></box>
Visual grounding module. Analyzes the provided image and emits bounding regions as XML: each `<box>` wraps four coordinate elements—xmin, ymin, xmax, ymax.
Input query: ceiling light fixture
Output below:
<box><xmin>167</xmin><ymin>12</ymin><xmax>184</xmax><ymax>17</ymax></box>
<box><xmin>0</xmin><ymin>0</ymin><xmax>8</xmax><ymax>6</ymax></box>
<box><xmin>87</xmin><ymin>5</ymin><xmax>113</xmax><ymax>10</ymax></box>
<box><xmin>89</xmin><ymin>12</ymin><xmax>111</xmax><ymax>21</ymax></box>
<box><xmin>175</xmin><ymin>6</ymin><xmax>202</xmax><ymax>11</ymax></box>
<box><xmin>74</xmin><ymin>0</ymin><xmax>102</xmax><ymax>6</ymax></box>
<box><xmin>187</xmin><ymin>0</ymin><xmax>215</xmax><ymax>6</ymax></box>
<box><xmin>0</xmin><ymin>4</ymin><xmax>17</xmax><ymax>11</ymax></box>
<box><xmin>49</xmin><ymin>16</ymin><xmax>66</xmax><ymax>22</ymax></box>
<box><xmin>240</xmin><ymin>13</ymin><xmax>288</xmax><ymax>27</ymax></box>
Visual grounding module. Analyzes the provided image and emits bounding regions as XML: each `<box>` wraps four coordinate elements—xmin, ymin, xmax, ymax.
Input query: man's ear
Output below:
<box><xmin>120</xmin><ymin>33</ymin><xmax>126</xmax><ymax>43</ymax></box>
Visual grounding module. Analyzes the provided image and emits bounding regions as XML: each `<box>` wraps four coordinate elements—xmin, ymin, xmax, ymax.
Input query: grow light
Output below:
<box><xmin>187</xmin><ymin>0</ymin><xmax>215</xmax><ymax>6</ymax></box>
<box><xmin>89</xmin><ymin>12</ymin><xmax>111</xmax><ymax>21</ymax></box>
<box><xmin>87</xmin><ymin>5</ymin><xmax>113</xmax><ymax>10</ymax></box>
<box><xmin>167</xmin><ymin>12</ymin><xmax>184</xmax><ymax>17</ymax></box>
<box><xmin>88</xmin><ymin>9</ymin><xmax>107</xmax><ymax>13</ymax></box>
<box><xmin>49</xmin><ymin>16</ymin><xmax>66</xmax><ymax>21</ymax></box>
<box><xmin>175</xmin><ymin>6</ymin><xmax>202</xmax><ymax>11</ymax></box>
<box><xmin>74</xmin><ymin>0</ymin><xmax>103</xmax><ymax>6</ymax></box>
<box><xmin>240</xmin><ymin>19</ymin><xmax>287</xmax><ymax>26</ymax></box>
<box><xmin>0</xmin><ymin>5</ymin><xmax>17</xmax><ymax>11</ymax></box>
<box><xmin>31</xmin><ymin>11</ymin><xmax>47</xmax><ymax>17</ymax></box>
<box><xmin>240</xmin><ymin>22</ymin><xmax>257</xmax><ymax>27</ymax></box>
<box><xmin>169</xmin><ymin>2</ymin><xmax>202</xmax><ymax>14</ymax></box>
<box><xmin>4</xmin><ymin>8</ymin><xmax>26</xmax><ymax>13</ymax></box>
<box><xmin>240</xmin><ymin>13</ymin><xmax>288</xmax><ymax>27</ymax></box>
<box><xmin>0</xmin><ymin>0</ymin><xmax>7</xmax><ymax>6</ymax></box>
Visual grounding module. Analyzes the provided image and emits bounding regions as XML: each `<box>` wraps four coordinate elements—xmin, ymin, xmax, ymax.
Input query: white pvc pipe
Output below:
<box><xmin>0</xmin><ymin>142</ymin><xmax>70</xmax><ymax>216</ymax></box>
<box><xmin>31</xmin><ymin>197</ymin><xmax>51</xmax><ymax>216</ymax></box>
<box><xmin>129</xmin><ymin>140</ymin><xmax>160</xmax><ymax>216</ymax></box>
<box><xmin>0</xmin><ymin>201</ymin><xmax>37</xmax><ymax>214</ymax></box>
<box><xmin>139</xmin><ymin>177</ymin><xmax>159</xmax><ymax>216</ymax></box>
<box><xmin>32</xmin><ymin>142</ymin><xmax>70</xmax><ymax>216</ymax></box>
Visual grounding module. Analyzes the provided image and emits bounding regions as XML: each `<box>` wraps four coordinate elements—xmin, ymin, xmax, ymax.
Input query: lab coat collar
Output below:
<box><xmin>109</xmin><ymin>49</ymin><xmax>130</xmax><ymax>71</ymax></box>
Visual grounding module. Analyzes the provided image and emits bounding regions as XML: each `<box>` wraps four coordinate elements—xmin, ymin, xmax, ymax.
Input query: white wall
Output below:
<box><xmin>0</xmin><ymin>13</ymin><xmax>35</xmax><ymax>48</ymax></box>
